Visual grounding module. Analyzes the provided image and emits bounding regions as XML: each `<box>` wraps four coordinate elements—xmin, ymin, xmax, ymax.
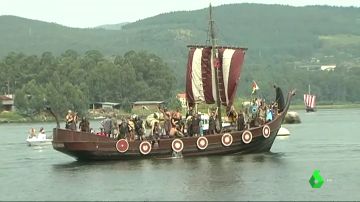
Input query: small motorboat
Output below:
<box><xmin>26</xmin><ymin>136</ymin><xmax>52</xmax><ymax>146</ymax></box>
<box><xmin>26</xmin><ymin>127</ymin><xmax>52</xmax><ymax>146</ymax></box>
<box><xmin>277</xmin><ymin>127</ymin><xmax>290</xmax><ymax>136</ymax></box>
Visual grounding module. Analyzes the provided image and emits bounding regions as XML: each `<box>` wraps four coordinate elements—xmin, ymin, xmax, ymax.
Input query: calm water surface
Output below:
<box><xmin>0</xmin><ymin>109</ymin><xmax>360</xmax><ymax>201</ymax></box>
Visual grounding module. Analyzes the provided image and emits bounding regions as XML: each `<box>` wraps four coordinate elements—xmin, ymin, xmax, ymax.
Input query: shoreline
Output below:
<box><xmin>289</xmin><ymin>103</ymin><xmax>360</xmax><ymax>110</ymax></box>
<box><xmin>1</xmin><ymin>103</ymin><xmax>360</xmax><ymax>123</ymax></box>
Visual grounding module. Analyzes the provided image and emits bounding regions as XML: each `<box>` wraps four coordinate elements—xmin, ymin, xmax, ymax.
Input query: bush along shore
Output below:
<box><xmin>0</xmin><ymin>111</ymin><xmax>53</xmax><ymax>123</ymax></box>
<box><xmin>289</xmin><ymin>103</ymin><xmax>360</xmax><ymax>110</ymax></box>
<box><xmin>0</xmin><ymin>110</ymin><xmax>133</xmax><ymax>124</ymax></box>
<box><xmin>2</xmin><ymin>102</ymin><xmax>360</xmax><ymax>124</ymax></box>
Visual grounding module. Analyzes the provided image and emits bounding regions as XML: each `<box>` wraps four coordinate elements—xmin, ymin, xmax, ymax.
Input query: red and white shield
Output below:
<box><xmin>171</xmin><ymin>139</ymin><xmax>184</xmax><ymax>153</ymax></box>
<box><xmin>221</xmin><ymin>133</ymin><xmax>233</xmax><ymax>147</ymax></box>
<box><xmin>242</xmin><ymin>130</ymin><xmax>253</xmax><ymax>144</ymax></box>
<box><xmin>116</xmin><ymin>139</ymin><xmax>129</xmax><ymax>153</ymax></box>
<box><xmin>139</xmin><ymin>141</ymin><xmax>152</xmax><ymax>155</ymax></box>
<box><xmin>196</xmin><ymin>136</ymin><xmax>208</xmax><ymax>150</ymax></box>
<box><xmin>262</xmin><ymin>125</ymin><xmax>271</xmax><ymax>138</ymax></box>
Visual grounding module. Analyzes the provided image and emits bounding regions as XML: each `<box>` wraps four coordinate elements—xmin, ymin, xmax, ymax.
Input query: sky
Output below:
<box><xmin>1</xmin><ymin>0</ymin><xmax>359</xmax><ymax>28</ymax></box>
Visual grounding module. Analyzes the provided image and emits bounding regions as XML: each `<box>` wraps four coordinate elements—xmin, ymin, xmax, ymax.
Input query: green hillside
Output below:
<box><xmin>1</xmin><ymin>3</ymin><xmax>360</xmax><ymax>107</ymax></box>
<box><xmin>2</xmin><ymin>4</ymin><xmax>360</xmax><ymax>63</ymax></box>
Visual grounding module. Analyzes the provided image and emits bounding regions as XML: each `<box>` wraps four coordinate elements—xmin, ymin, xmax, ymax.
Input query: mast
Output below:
<box><xmin>308</xmin><ymin>84</ymin><xmax>311</xmax><ymax>95</ymax></box>
<box><xmin>209</xmin><ymin>4</ymin><xmax>222</xmax><ymax>131</ymax></box>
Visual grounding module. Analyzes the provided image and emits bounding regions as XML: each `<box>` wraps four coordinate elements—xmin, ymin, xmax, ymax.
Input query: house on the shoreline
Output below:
<box><xmin>89</xmin><ymin>102</ymin><xmax>121</xmax><ymax>110</ymax></box>
<box><xmin>0</xmin><ymin>94</ymin><xmax>14</xmax><ymax>111</ymax></box>
<box><xmin>132</xmin><ymin>101</ymin><xmax>165</xmax><ymax>111</ymax></box>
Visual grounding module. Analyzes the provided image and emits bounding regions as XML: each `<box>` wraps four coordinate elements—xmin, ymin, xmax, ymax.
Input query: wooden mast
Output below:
<box><xmin>209</xmin><ymin>4</ymin><xmax>222</xmax><ymax>131</ymax></box>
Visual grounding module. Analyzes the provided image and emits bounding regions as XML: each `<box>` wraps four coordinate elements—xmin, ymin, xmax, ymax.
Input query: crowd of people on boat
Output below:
<box><xmin>63</xmin><ymin>91</ymin><xmax>283</xmax><ymax>144</ymax></box>
<box><xmin>239</xmin><ymin>97</ymin><xmax>279</xmax><ymax>129</ymax></box>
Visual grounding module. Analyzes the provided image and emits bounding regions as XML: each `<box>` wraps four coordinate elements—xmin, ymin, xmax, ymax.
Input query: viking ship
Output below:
<box><xmin>51</xmin><ymin>4</ymin><xmax>296</xmax><ymax>161</ymax></box>
<box><xmin>304</xmin><ymin>84</ymin><xmax>316</xmax><ymax>112</ymax></box>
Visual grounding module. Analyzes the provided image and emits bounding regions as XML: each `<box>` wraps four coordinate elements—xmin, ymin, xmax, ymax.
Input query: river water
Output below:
<box><xmin>0</xmin><ymin>109</ymin><xmax>359</xmax><ymax>201</ymax></box>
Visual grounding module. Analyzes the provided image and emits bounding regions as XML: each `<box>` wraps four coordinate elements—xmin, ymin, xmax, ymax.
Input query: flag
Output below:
<box><xmin>251</xmin><ymin>81</ymin><xmax>259</xmax><ymax>95</ymax></box>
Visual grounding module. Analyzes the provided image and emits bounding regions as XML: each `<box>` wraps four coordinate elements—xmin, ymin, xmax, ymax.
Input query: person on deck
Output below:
<box><xmin>151</xmin><ymin>121</ymin><xmax>161</xmax><ymax>145</ymax></box>
<box><xmin>134</xmin><ymin>115</ymin><xmax>145</xmax><ymax>141</ymax></box>
<box><xmin>186</xmin><ymin>106</ymin><xmax>194</xmax><ymax>119</ymax></box>
<box><xmin>266</xmin><ymin>106</ymin><xmax>273</xmax><ymax>123</ymax></box>
<box><xmin>159</xmin><ymin>106</ymin><xmax>171</xmax><ymax>137</ymax></box>
<box><xmin>128</xmin><ymin>116</ymin><xmax>136</xmax><ymax>141</ymax></box>
<box><xmin>199</xmin><ymin>117</ymin><xmax>204</xmax><ymax>136</ymax></box>
<box><xmin>170</xmin><ymin>112</ymin><xmax>184</xmax><ymax>138</ymax></box>
<box><xmin>271</xmin><ymin>102</ymin><xmax>279</xmax><ymax>119</ymax></box>
<box><xmin>208</xmin><ymin>107</ymin><xmax>218</xmax><ymax>135</ymax></box>
<box><xmin>237</xmin><ymin>109</ymin><xmax>245</xmax><ymax>131</ymax></box>
<box><xmin>79</xmin><ymin>117</ymin><xmax>90</xmax><ymax>132</ymax></box>
<box><xmin>65</xmin><ymin>110</ymin><xmax>74</xmax><ymax>129</ymax></box>
<box><xmin>227</xmin><ymin>105</ymin><xmax>238</xmax><ymax>126</ymax></box>
<box><xmin>258</xmin><ymin>101</ymin><xmax>266</xmax><ymax>125</ymax></box>
<box><xmin>101</xmin><ymin>116</ymin><xmax>113</xmax><ymax>137</ymax></box>
<box><xmin>118</xmin><ymin>118</ymin><xmax>128</xmax><ymax>140</ymax></box>
<box><xmin>191</xmin><ymin>113</ymin><xmax>201</xmax><ymax>137</ymax></box>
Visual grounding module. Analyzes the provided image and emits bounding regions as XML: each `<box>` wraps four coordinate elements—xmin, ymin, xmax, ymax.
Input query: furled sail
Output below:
<box><xmin>186</xmin><ymin>46</ymin><xmax>246</xmax><ymax>107</ymax></box>
<box><xmin>304</xmin><ymin>94</ymin><xmax>316</xmax><ymax>109</ymax></box>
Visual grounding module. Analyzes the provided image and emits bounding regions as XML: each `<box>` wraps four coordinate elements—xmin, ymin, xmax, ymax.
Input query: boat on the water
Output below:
<box><xmin>26</xmin><ymin>137</ymin><xmax>52</xmax><ymax>146</ymax></box>
<box><xmin>277</xmin><ymin>127</ymin><xmax>290</xmax><ymax>136</ymax></box>
<box><xmin>304</xmin><ymin>84</ymin><xmax>316</xmax><ymax>112</ymax></box>
<box><xmin>51</xmin><ymin>4</ymin><xmax>295</xmax><ymax>161</ymax></box>
<box><xmin>26</xmin><ymin>128</ymin><xmax>52</xmax><ymax>146</ymax></box>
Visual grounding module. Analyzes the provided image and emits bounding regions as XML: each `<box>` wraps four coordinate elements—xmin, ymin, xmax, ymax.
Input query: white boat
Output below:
<box><xmin>277</xmin><ymin>126</ymin><xmax>290</xmax><ymax>136</ymax></box>
<box><xmin>26</xmin><ymin>128</ymin><xmax>52</xmax><ymax>146</ymax></box>
<box><xmin>26</xmin><ymin>136</ymin><xmax>52</xmax><ymax>146</ymax></box>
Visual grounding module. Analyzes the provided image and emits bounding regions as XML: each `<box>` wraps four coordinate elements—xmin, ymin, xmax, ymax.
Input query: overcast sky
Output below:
<box><xmin>1</xmin><ymin>0</ymin><xmax>359</xmax><ymax>28</ymax></box>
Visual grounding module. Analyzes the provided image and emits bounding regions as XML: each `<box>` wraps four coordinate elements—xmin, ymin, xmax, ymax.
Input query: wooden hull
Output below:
<box><xmin>52</xmin><ymin>91</ymin><xmax>295</xmax><ymax>161</ymax></box>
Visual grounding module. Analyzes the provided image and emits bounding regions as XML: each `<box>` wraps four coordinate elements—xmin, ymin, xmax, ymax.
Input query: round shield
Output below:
<box><xmin>242</xmin><ymin>130</ymin><xmax>253</xmax><ymax>144</ymax></box>
<box><xmin>262</xmin><ymin>125</ymin><xmax>271</xmax><ymax>138</ymax></box>
<box><xmin>139</xmin><ymin>141</ymin><xmax>152</xmax><ymax>155</ymax></box>
<box><xmin>116</xmin><ymin>139</ymin><xmax>129</xmax><ymax>153</ymax></box>
<box><xmin>196</xmin><ymin>136</ymin><xmax>208</xmax><ymax>150</ymax></box>
<box><xmin>171</xmin><ymin>139</ymin><xmax>184</xmax><ymax>153</ymax></box>
<box><xmin>221</xmin><ymin>133</ymin><xmax>233</xmax><ymax>147</ymax></box>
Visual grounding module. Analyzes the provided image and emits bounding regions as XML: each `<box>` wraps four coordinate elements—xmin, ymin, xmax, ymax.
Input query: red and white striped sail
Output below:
<box><xmin>304</xmin><ymin>94</ymin><xmax>316</xmax><ymax>109</ymax></box>
<box><xmin>186</xmin><ymin>46</ymin><xmax>245</xmax><ymax>107</ymax></box>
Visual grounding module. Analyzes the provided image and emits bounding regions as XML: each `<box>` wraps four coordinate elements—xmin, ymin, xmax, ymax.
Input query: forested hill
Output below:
<box><xmin>1</xmin><ymin>4</ymin><xmax>360</xmax><ymax>105</ymax></box>
<box><xmin>0</xmin><ymin>15</ymin><xmax>124</xmax><ymax>56</ymax></box>
<box><xmin>1</xmin><ymin>4</ymin><xmax>360</xmax><ymax>61</ymax></box>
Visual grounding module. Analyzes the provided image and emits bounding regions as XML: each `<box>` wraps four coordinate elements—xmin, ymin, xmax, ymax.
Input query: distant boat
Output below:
<box><xmin>93</xmin><ymin>116</ymin><xmax>105</xmax><ymax>120</ymax></box>
<box><xmin>304</xmin><ymin>84</ymin><xmax>316</xmax><ymax>112</ymax></box>
<box><xmin>277</xmin><ymin>127</ymin><xmax>290</xmax><ymax>136</ymax></box>
<box><xmin>26</xmin><ymin>128</ymin><xmax>52</xmax><ymax>146</ymax></box>
<box><xmin>26</xmin><ymin>137</ymin><xmax>52</xmax><ymax>146</ymax></box>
